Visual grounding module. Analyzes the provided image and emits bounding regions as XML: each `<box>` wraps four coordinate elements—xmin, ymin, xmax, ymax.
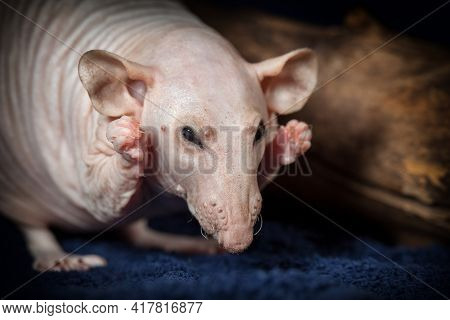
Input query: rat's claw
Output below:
<box><xmin>106</xmin><ymin>116</ymin><xmax>142</xmax><ymax>161</ymax></box>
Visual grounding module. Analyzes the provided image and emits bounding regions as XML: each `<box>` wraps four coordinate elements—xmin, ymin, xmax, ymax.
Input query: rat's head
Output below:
<box><xmin>78</xmin><ymin>30</ymin><xmax>317</xmax><ymax>252</ymax></box>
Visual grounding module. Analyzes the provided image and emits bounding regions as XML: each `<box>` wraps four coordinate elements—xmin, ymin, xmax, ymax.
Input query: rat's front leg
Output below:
<box><xmin>83</xmin><ymin>115</ymin><xmax>143</xmax><ymax>220</ymax></box>
<box><xmin>21</xmin><ymin>225</ymin><xmax>106</xmax><ymax>272</ymax></box>
<box><xmin>120</xmin><ymin>219</ymin><xmax>222</xmax><ymax>255</ymax></box>
<box><xmin>258</xmin><ymin>119</ymin><xmax>312</xmax><ymax>188</ymax></box>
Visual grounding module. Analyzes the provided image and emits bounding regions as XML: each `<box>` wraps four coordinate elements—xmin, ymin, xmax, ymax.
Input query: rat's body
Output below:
<box><xmin>0</xmin><ymin>0</ymin><xmax>317</xmax><ymax>271</ymax></box>
<box><xmin>0</xmin><ymin>0</ymin><xmax>200</xmax><ymax>231</ymax></box>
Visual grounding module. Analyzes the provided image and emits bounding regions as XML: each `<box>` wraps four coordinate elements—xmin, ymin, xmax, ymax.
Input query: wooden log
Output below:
<box><xmin>186</xmin><ymin>2</ymin><xmax>450</xmax><ymax>240</ymax></box>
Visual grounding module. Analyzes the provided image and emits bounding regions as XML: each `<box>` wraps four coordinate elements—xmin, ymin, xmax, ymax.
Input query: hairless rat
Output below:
<box><xmin>0</xmin><ymin>0</ymin><xmax>317</xmax><ymax>271</ymax></box>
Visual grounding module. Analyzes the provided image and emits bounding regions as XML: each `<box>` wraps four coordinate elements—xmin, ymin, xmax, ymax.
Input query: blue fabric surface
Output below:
<box><xmin>1</xmin><ymin>212</ymin><xmax>449</xmax><ymax>299</ymax></box>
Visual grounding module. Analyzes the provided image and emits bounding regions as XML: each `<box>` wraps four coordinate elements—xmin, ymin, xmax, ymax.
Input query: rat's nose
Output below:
<box><xmin>218</xmin><ymin>227</ymin><xmax>253</xmax><ymax>253</ymax></box>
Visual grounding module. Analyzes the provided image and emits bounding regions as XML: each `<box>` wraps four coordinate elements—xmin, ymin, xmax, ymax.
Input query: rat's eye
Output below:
<box><xmin>181</xmin><ymin>126</ymin><xmax>203</xmax><ymax>149</ymax></box>
<box><xmin>254</xmin><ymin>121</ymin><xmax>265</xmax><ymax>144</ymax></box>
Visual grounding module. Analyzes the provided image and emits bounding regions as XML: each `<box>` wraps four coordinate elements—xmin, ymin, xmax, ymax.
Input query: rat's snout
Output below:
<box><xmin>213</xmin><ymin>192</ymin><xmax>262</xmax><ymax>253</ymax></box>
<box><xmin>218</xmin><ymin>226</ymin><xmax>253</xmax><ymax>253</ymax></box>
<box><xmin>191</xmin><ymin>190</ymin><xmax>262</xmax><ymax>253</ymax></box>
<box><xmin>188</xmin><ymin>172</ymin><xmax>262</xmax><ymax>253</ymax></box>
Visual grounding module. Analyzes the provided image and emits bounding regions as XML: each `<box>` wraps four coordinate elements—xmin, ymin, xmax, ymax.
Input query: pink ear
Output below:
<box><xmin>78</xmin><ymin>50</ymin><xmax>154</xmax><ymax>117</ymax></box>
<box><xmin>254</xmin><ymin>48</ymin><xmax>318</xmax><ymax>115</ymax></box>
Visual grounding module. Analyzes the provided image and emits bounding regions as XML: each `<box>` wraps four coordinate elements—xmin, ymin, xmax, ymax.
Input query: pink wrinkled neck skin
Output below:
<box><xmin>0</xmin><ymin>0</ymin><xmax>317</xmax><ymax>255</ymax></box>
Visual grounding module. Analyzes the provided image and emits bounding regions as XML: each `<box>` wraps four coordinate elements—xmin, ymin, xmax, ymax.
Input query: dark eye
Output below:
<box><xmin>182</xmin><ymin>126</ymin><xmax>203</xmax><ymax>148</ymax></box>
<box><xmin>254</xmin><ymin>121</ymin><xmax>265</xmax><ymax>144</ymax></box>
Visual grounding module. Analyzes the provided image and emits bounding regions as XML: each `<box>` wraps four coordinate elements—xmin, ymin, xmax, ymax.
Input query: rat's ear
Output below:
<box><xmin>253</xmin><ymin>48</ymin><xmax>318</xmax><ymax>115</ymax></box>
<box><xmin>78</xmin><ymin>50</ymin><xmax>153</xmax><ymax>117</ymax></box>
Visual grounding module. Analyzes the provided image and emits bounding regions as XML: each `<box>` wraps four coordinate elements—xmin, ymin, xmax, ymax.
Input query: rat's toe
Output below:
<box><xmin>79</xmin><ymin>254</ymin><xmax>107</xmax><ymax>267</ymax></box>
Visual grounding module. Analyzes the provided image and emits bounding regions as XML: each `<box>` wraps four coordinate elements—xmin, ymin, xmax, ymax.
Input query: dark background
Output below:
<box><xmin>191</xmin><ymin>0</ymin><xmax>450</xmax><ymax>46</ymax></box>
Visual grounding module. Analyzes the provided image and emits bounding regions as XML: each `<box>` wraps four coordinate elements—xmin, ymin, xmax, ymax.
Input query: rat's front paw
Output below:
<box><xmin>275</xmin><ymin>120</ymin><xmax>312</xmax><ymax>165</ymax></box>
<box><xmin>33</xmin><ymin>254</ymin><xmax>107</xmax><ymax>272</ymax></box>
<box><xmin>106</xmin><ymin>116</ymin><xmax>142</xmax><ymax>161</ymax></box>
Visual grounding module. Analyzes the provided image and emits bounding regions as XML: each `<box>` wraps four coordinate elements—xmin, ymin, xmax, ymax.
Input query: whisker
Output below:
<box><xmin>200</xmin><ymin>227</ymin><xmax>209</xmax><ymax>239</ymax></box>
<box><xmin>254</xmin><ymin>214</ymin><xmax>263</xmax><ymax>236</ymax></box>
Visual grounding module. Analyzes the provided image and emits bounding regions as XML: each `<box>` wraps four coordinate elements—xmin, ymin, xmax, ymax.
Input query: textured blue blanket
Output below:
<box><xmin>1</xmin><ymin>207</ymin><xmax>448</xmax><ymax>300</ymax></box>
